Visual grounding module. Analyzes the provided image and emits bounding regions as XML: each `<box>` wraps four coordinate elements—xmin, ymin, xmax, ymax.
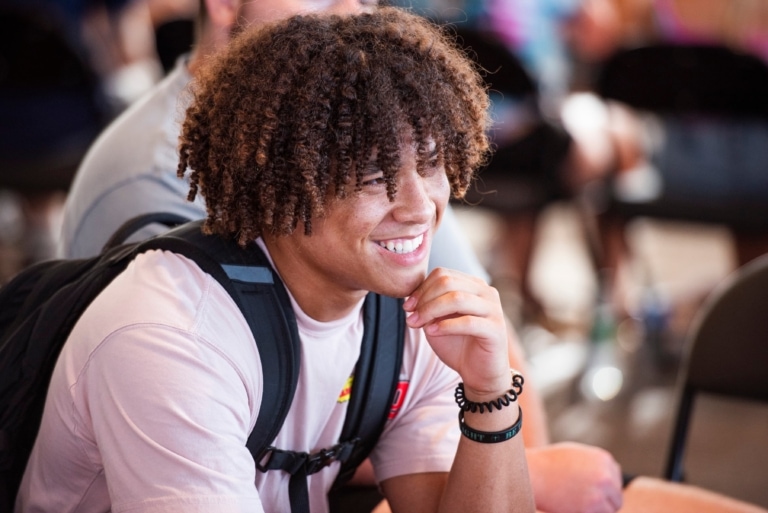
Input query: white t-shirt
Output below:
<box><xmin>17</xmin><ymin>245</ymin><xmax>460</xmax><ymax>513</ymax></box>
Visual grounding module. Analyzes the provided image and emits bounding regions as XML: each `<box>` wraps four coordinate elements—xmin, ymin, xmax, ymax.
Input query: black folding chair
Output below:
<box><xmin>454</xmin><ymin>27</ymin><xmax>573</xmax><ymax>213</ymax></box>
<box><xmin>594</xmin><ymin>43</ymin><xmax>768</xmax><ymax>232</ymax></box>
<box><xmin>665</xmin><ymin>253</ymin><xmax>768</xmax><ymax>482</ymax></box>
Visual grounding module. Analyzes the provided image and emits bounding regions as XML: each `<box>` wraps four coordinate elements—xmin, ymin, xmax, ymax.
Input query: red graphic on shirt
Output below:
<box><xmin>337</xmin><ymin>375</ymin><xmax>354</xmax><ymax>403</ymax></box>
<box><xmin>388</xmin><ymin>381</ymin><xmax>410</xmax><ymax>419</ymax></box>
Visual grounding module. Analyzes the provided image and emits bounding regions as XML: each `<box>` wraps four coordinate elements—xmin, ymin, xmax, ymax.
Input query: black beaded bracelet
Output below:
<box><xmin>454</xmin><ymin>369</ymin><xmax>525</xmax><ymax>414</ymax></box>
<box><xmin>459</xmin><ymin>406</ymin><xmax>523</xmax><ymax>443</ymax></box>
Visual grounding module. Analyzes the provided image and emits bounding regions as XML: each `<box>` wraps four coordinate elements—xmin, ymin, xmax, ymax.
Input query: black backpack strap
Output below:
<box><xmin>103</xmin><ymin>211</ymin><xmax>192</xmax><ymax>252</ymax></box>
<box><xmin>257</xmin><ymin>293</ymin><xmax>405</xmax><ymax>513</ymax></box>
<box><xmin>136</xmin><ymin>221</ymin><xmax>301</xmax><ymax>480</ymax></box>
<box><xmin>334</xmin><ymin>293</ymin><xmax>405</xmax><ymax>488</ymax></box>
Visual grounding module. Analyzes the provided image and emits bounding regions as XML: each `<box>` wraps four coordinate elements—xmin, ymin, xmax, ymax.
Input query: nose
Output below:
<box><xmin>392</xmin><ymin>169</ymin><xmax>436</xmax><ymax>225</ymax></box>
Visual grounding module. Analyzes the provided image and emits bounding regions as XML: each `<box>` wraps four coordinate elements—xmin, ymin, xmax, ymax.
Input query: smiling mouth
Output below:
<box><xmin>377</xmin><ymin>233</ymin><xmax>425</xmax><ymax>255</ymax></box>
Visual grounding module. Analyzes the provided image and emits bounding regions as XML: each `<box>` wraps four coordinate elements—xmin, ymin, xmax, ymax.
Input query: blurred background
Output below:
<box><xmin>2</xmin><ymin>0</ymin><xmax>767</xmax><ymax>507</ymax></box>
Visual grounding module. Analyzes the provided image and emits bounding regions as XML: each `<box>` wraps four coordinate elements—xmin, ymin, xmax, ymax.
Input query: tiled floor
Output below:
<box><xmin>454</xmin><ymin>202</ymin><xmax>768</xmax><ymax>508</ymax></box>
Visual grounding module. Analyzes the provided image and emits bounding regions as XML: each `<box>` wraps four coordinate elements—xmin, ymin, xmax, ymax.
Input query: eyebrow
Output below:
<box><xmin>362</xmin><ymin>161</ymin><xmax>382</xmax><ymax>175</ymax></box>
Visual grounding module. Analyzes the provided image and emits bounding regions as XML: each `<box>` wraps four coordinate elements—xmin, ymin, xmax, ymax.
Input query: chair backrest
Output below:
<box><xmin>593</xmin><ymin>43</ymin><xmax>768</xmax><ymax>229</ymax></box>
<box><xmin>597</xmin><ymin>43</ymin><xmax>768</xmax><ymax>118</ymax></box>
<box><xmin>665</xmin><ymin>254</ymin><xmax>768</xmax><ymax>481</ymax></box>
<box><xmin>0</xmin><ymin>5</ymin><xmax>109</xmax><ymax>192</ymax></box>
<box><xmin>454</xmin><ymin>27</ymin><xmax>538</xmax><ymax>99</ymax></box>
<box><xmin>453</xmin><ymin>27</ymin><xmax>573</xmax><ymax>213</ymax></box>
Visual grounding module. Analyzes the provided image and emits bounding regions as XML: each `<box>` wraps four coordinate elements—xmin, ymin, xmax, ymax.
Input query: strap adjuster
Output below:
<box><xmin>304</xmin><ymin>439</ymin><xmax>358</xmax><ymax>474</ymax></box>
<box><xmin>255</xmin><ymin>438</ymin><xmax>361</xmax><ymax>476</ymax></box>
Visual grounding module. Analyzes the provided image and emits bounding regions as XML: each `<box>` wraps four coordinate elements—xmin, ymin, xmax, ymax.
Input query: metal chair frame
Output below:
<box><xmin>665</xmin><ymin>254</ymin><xmax>768</xmax><ymax>481</ymax></box>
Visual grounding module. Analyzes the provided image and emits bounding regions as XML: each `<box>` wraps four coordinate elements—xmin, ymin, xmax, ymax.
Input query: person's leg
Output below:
<box><xmin>497</xmin><ymin>211</ymin><xmax>544</xmax><ymax>324</ymax></box>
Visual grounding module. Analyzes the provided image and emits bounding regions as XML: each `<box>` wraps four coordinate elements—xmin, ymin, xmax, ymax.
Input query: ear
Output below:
<box><xmin>203</xmin><ymin>0</ymin><xmax>238</xmax><ymax>31</ymax></box>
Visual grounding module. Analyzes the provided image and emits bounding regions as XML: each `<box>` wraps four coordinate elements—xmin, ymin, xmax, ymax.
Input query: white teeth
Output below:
<box><xmin>379</xmin><ymin>234</ymin><xmax>424</xmax><ymax>254</ymax></box>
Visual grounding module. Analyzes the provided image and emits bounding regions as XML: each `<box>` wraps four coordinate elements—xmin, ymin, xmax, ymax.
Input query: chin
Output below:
<box><xmin>381</xmin><ymin>272</ymin><xmax>426</xmax><ymax>299</ymax></box>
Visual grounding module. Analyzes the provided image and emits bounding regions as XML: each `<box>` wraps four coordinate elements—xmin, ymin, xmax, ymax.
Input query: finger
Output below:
<box><xmin>408</xmin><ymin>289</ymin><xmax>497</xmax><ymax>330</ymax></box>
<box><xmin>406</xmin><ymin>267</ymin><xmax>488</xmax><ymax>312</ymax></box>
<box><xmin>406</xmin><ymin>272</ymin><xmax>498</xmax><ymax>329</ymax></box>
<box><xmin>422</xmin><ymin>306</ymin><xmax>498</xmax><ymax>340</ymax></box>
<box><xmin>606</xmin><ymin>487</ymin><xmax>623</xmax><ymax>512</ymax></box>
<box><xmin>607</xmin><ymin>464</ymin><xmax>624</xmax><ymax>511</ymax></box>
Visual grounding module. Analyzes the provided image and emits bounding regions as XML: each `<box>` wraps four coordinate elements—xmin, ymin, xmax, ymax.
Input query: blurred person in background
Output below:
<box><xmin>0</xmin><ymin>0</ymin><xmax>163</xmax><ymax>272</ymax></box>
<box><xmin>567</xmin><ymin>0</ymin><xmax>768</xmax><ymax>65</ymax></box>
<box><xmin>562</xmin><ymin>0</ymin><xmax>768</xmax><ymax>323</ymax></box>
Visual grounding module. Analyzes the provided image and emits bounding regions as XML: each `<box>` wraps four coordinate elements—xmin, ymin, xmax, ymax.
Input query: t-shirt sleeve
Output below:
<box><xmin>78</xmin><ymin>323</ymin><xmax>263</xmax><ymax>513</ymax></box>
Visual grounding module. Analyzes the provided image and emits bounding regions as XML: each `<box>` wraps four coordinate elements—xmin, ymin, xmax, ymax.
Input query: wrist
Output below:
<box><xmin>455</xmin><ymin>369</ymin><xmax>525</xmax><ymax>443</ymax></box>
<box><xmin>455</xmin><ymin>369</ymin><xmax>525</xmax><ymax>414</ymax></box>
<box><xmin>461</xmin><ymin>370</ymin><xmax>514</xmax><ymax>401</ymax></box>
<box><xmin>459</xmin><ymin>406</ymin><xmax>523</xmax><ymax>443</ymax></box>
<box><xmin>461</xmin><ymin>384</ymin><xmax>510</xmax><ymax>403</ymax></box>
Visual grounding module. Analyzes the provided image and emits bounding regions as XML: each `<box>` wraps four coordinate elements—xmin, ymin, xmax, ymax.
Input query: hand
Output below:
<box><xmin>403</xmin><ymin>268</ymin><xmax>509</xmax><ymax>397</ymax></box>
<box><xmin>527</xmin><ymin>442</ymin><xmax>623</xmax><ymax>513</ymax></box>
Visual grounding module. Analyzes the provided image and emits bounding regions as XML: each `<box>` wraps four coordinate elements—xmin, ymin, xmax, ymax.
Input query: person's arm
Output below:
<box><xmin>380</xmin><ymin>268</ymin><xmax>535</xmax><ymax>513</ymax></box>
<box><xmin>81</xmin><ymin>0</ymin><xmax>162</xmax><ymax>106</ymax></box>
<box><xmin>61</xmin><ymin>171</ymin><xmax>206</xmax><ymax>259</ymax></box>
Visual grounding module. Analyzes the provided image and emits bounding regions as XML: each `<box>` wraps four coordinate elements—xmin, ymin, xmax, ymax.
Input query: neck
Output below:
<box><xmin>263</xmin><ymin>237</ymin><xmax>367</xmax><ymax>322</ymax></box>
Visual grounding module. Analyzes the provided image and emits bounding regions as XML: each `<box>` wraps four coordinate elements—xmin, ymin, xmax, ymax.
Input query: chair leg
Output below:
<box><xmin>665</xmin><ymin>388</ymin><xmax>695</xmax><ymax>482</ymax></box>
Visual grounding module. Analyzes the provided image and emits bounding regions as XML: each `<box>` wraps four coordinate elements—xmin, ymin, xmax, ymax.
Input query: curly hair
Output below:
<box><xmin>178</xmin><ymin>7</ymin><xmax>490</xmax><ymax>245</ymax></box>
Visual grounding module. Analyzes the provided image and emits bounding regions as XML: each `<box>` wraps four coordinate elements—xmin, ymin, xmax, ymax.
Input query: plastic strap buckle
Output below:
<box><xmin>304</xmin><ymin>439</ymin><xmax>359</xmax><ymax>474</ymax></box>
<box><xmin>256</xmin><ymin>438</ymin><xmax>360</xmax><ymax>475</ymax></box>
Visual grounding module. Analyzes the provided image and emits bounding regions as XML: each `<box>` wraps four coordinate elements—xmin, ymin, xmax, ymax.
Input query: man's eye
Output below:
<box><xmin>362</xmin><ymin>172</ymin><xmax>385</xmax><ymax>187</ymax></box>
<box><xmin>425</xmin><ymin>148</ymin><xmax>441</xmax><ymax>168</ymax></box>
<box><xmin>420</xmin><ymin>154</ymin><xmax>442</xmax><ymax>176</ymax></box>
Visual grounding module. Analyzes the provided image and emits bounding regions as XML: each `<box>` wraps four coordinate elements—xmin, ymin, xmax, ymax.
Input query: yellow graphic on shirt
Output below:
<box><xmin>338</xmin><ymin>375</ymin><xmax>354</xmax><ymax>403</ymax></box>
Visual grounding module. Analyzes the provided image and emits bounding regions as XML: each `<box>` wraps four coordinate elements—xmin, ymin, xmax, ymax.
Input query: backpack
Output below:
<box><xmin>0</xmin><ymin>216</ymin><xmax>405</xmax><ymax>513</ymax></box>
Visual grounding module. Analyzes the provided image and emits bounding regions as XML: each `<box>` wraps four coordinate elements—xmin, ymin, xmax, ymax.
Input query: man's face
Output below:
<box><xmin>274</xmin><ymin>139</ymin><xmax>450</xmax><ymax>302</ymax></box>
<box><xmin>237</xmin><ymin>0</ymin><xmax>376</xmax><ymax>27</ymax></box>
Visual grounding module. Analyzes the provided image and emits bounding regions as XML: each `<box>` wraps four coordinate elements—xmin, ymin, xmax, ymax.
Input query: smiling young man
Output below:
<box><xmin>57</xmin><ymin>0</ymin><xmax>551</xmax><ymax>449</ymax></box>
<box><xmin>16</xmin><ymin>9</ymin><xmax>535</xmax><ymax>513</ymax></box>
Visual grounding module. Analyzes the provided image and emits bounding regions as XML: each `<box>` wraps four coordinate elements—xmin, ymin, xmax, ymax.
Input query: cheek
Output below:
<box><xmin>431</xmin><ymin>175</ymin><xmax>451</xmax><ymax>211</ymax></box>
<box><xmin>324</xmin><ymin>198</ymin><xmax>384</xmax><ymax>236</ymax></box>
